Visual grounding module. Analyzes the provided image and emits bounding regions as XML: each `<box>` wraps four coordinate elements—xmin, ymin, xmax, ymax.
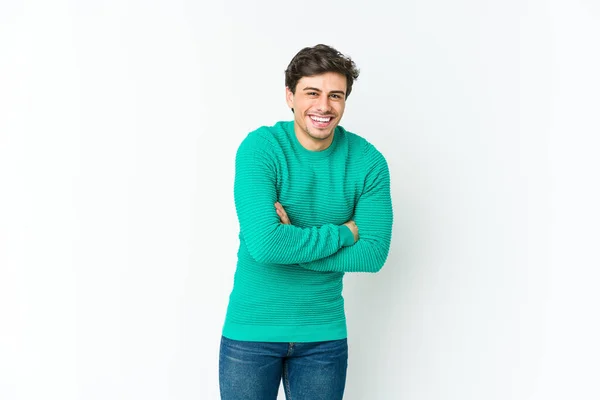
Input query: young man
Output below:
<box><xmin>219</xmin><ymin>44</ymin><xmax>393</xmax><ymax>400</ymax></box>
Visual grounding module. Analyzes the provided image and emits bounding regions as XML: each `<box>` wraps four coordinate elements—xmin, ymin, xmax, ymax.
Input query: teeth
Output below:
<box><xmin>310</xmin><ymin>116</ymin><xmax>331</xmax><ymax>123</ymax></box>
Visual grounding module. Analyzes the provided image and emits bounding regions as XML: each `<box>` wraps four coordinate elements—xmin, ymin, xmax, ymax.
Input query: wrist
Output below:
<box><xmin>339</xmin><ymin>225</ymin><xmax>355</xmax><ymax>247</ymax></box>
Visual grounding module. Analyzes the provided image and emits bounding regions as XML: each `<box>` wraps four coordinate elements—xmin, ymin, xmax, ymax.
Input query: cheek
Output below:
<box><xmin>299</xmin><ymin>99</ymin><xmax>317</xmax><ymax>112</ymax></box>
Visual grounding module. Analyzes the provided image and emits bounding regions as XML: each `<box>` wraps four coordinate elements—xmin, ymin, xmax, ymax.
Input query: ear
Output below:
<box><xmin>285</xmin><ymin>86</ymin><xmax>295</xmax><ymax>109</ymax></box>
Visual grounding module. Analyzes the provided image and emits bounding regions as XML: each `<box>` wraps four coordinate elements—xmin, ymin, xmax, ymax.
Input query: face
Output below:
<box><xmin>286</xmin><ymin>72</ymin><xmax>347</xmax><ymax>151</ymax></box>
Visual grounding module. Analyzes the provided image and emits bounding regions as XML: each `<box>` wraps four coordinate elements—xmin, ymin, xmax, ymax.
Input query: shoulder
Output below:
<box><xmin>337</xmin><ymin>125</ymin><xmax>388</xmax><ymax>167</ymax></box>
<box><xmin>237</xmin><ymin>121</ymin><xmax>289</xmax><ymax>155</ymax></box>
<box><xmin>240</xmin><ymin>124</ymin><xmax>278</xmax><ymax>148</ymax></box>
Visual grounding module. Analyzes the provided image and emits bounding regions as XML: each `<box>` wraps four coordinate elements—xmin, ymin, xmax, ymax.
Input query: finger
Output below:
<box><xmin>277</xmin><ymin>204</ymin><xmax>287</xmax><ymax>217</ymax></box>
<box><xmin>277</xmin><ymin>210</ymin><xmax>286</xmax><ymax>221</ymax></box>
<box><xmin>276</xmin><ymin>208</ymin><xmax>289</xmax><ymax>224</ymax></box>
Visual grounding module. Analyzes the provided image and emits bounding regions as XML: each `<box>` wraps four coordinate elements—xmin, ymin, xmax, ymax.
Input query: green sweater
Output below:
<box><xmin>222</xmin><ymin>121</ymin><xmax>393</xmax><ymax>342</ymax></box>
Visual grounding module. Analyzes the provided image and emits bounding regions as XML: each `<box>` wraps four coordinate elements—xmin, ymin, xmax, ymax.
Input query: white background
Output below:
<box><xmin>1</xmin><ymin>0</ymin><xmax>599</xmax><ymax>399</ymax></box>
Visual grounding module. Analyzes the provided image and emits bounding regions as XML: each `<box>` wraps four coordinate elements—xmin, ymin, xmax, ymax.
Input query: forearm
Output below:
<box><xmin>240</xmin><ymin>218</ymin><xmax>355</xmax><ymax>265</ymax></box>
<box><xmin>299</xmin><ymin>145</ymin><xmax>393</xmax><ymax>272</ymax></box>
<box><xmin>299</xmin><ymin>228</ymin><xmax>392</xmax><ymax>273</ymax></box>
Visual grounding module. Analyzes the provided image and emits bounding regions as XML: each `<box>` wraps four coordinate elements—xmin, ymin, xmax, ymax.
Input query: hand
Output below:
<box><xmin>343</xmin><ymin>220</ymin><xmax>359</xmax><ymax>243</ymax></box>
<box><xmin>275</xmin><ymin>202</ymin><xmax>291</xmax><ymax>225</ymax></box>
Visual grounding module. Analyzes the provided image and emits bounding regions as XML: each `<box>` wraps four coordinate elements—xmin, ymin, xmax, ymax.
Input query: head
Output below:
<box><xmin>285</xmin><ymin>44</ymin><xmax>360</xmax><ymax>150</ymax></box>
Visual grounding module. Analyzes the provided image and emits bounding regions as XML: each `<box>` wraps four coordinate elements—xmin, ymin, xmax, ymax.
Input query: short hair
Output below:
<box><xmin>285</xmin><ymin>44</ymin><xmax>360</xmax><ymax>99</ymax></box>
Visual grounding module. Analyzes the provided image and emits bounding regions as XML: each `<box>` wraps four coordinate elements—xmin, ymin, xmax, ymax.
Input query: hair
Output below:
<box><xmin>284</xmin><ymin>44</ymin><xmax>360</xmax><ymax>99</ymax></box>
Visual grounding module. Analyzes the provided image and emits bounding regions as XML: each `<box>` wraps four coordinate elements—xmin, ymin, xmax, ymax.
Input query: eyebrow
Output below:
<box><xmin>302</xmin><ymin>86</ymin><xmax>346</xmax><ymax>96</ymax></box>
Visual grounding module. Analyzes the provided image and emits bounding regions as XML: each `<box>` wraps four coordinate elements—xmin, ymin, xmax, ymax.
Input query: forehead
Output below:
<box><xmin>297</xmin><ymin>72</ymin><xmax>347</xmax><ymax>91</ymax></box>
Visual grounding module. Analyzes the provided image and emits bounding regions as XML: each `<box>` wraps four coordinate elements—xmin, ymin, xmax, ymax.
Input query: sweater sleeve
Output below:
<box><xmin>234</xmin><ymin>133</ymin><xmax>355</xmax><ymax>265</ymax></box>
<box><xmin>299</xmin><ymin>145</ymin><xmax>393</xmax><ymax>273</ymax></box>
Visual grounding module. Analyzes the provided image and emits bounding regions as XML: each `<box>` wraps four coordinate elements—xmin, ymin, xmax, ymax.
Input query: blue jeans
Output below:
<box><xmin>219</xmin><ymin>336</ymin><xmax>348</xmax><ymax>400</ymax></box>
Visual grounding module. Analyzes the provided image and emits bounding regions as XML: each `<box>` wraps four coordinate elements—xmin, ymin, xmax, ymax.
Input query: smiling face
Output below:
<box><xmin>285</xmin><ymin>72</ymin><xmax>347</xmax><ymax>151</ymax></box>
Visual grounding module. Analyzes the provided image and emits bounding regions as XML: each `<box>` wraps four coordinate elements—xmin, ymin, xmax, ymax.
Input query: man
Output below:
<box><xmin>219</xmin><ymin>44</ymin><xmax>393</xmax><ymax>400</ymax></box>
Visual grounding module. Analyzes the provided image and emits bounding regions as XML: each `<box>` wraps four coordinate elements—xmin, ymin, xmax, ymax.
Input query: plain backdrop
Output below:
<box><xmin>1</xmin><ymin>0</ymin><xmax>599</xmax><ymax>399</ymax></box>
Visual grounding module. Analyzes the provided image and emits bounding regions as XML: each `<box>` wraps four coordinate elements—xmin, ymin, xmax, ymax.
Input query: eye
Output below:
<box><xmin>307</xmin><ymin>92</ymin><xmax>318</xmax><ymax>96</ymax></box>
<box><xmin>330</xmin><ymin>94</ymin><xmax>342</xmax><ymax>99</ymax></box>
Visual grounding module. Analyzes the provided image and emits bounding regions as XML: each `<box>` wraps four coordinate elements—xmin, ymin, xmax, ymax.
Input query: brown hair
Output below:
<box><xmin>285</xmin><ymin>44</ymin><xmax>360</xmax><ymax>99</ymax></box>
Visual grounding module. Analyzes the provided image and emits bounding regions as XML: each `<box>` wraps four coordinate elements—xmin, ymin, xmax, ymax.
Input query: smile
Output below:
<box><xmin>309</xmin><ymin>115</ymin><xmax>332</xmax><ymax>123</ymax></box>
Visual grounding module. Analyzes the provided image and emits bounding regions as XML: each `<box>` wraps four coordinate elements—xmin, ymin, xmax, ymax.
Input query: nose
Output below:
<box><xmin>316</xmin><ymin>95</ymin><xmax>331</xmax><ymax>113</ymax></box>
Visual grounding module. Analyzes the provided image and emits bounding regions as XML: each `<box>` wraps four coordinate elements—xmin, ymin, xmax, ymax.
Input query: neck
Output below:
<box><xmin>293</xmin><ymin>123</ymin><xmax>334</xmax><ymax>152</ymax></box>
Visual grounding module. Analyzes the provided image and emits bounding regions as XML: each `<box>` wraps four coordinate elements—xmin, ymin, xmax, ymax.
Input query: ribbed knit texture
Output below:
<box><xmin>222</xmin><ymin>121</ymin><xmax>393</xmax><ymax>342</ymax></box>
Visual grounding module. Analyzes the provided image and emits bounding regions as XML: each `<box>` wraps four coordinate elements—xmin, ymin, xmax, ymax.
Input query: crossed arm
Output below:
<box><xmin>235</xmin><ymin>134</ymin><xmax>392</xmax><ymax>272</ymax></box>
<box><xmin>234</xmin><ymin>136</ymin><xmax>360</xmax><ymax>265</ymax></box>
<box><xmin>274</xmin><ymin>152</ymin><xmax>393</xmax><ymax>273</ymax></box>
<box><xmin>276</xmin><ymin>202</ymin><xmax>360</xmax><ymax>243</ymax></box>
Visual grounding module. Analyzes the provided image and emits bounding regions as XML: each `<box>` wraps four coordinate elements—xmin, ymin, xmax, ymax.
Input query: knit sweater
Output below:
<box><xmin>222</xmin><ymin>120</ymin><xmax>393</xmax><ymax>342</ymax></box>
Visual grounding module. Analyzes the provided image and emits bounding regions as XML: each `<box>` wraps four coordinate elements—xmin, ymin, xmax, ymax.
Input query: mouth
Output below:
<box><xmin>307</xmin><ymin>114</ymin><xmax>335</xmax><ymax>129</ymax></box>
